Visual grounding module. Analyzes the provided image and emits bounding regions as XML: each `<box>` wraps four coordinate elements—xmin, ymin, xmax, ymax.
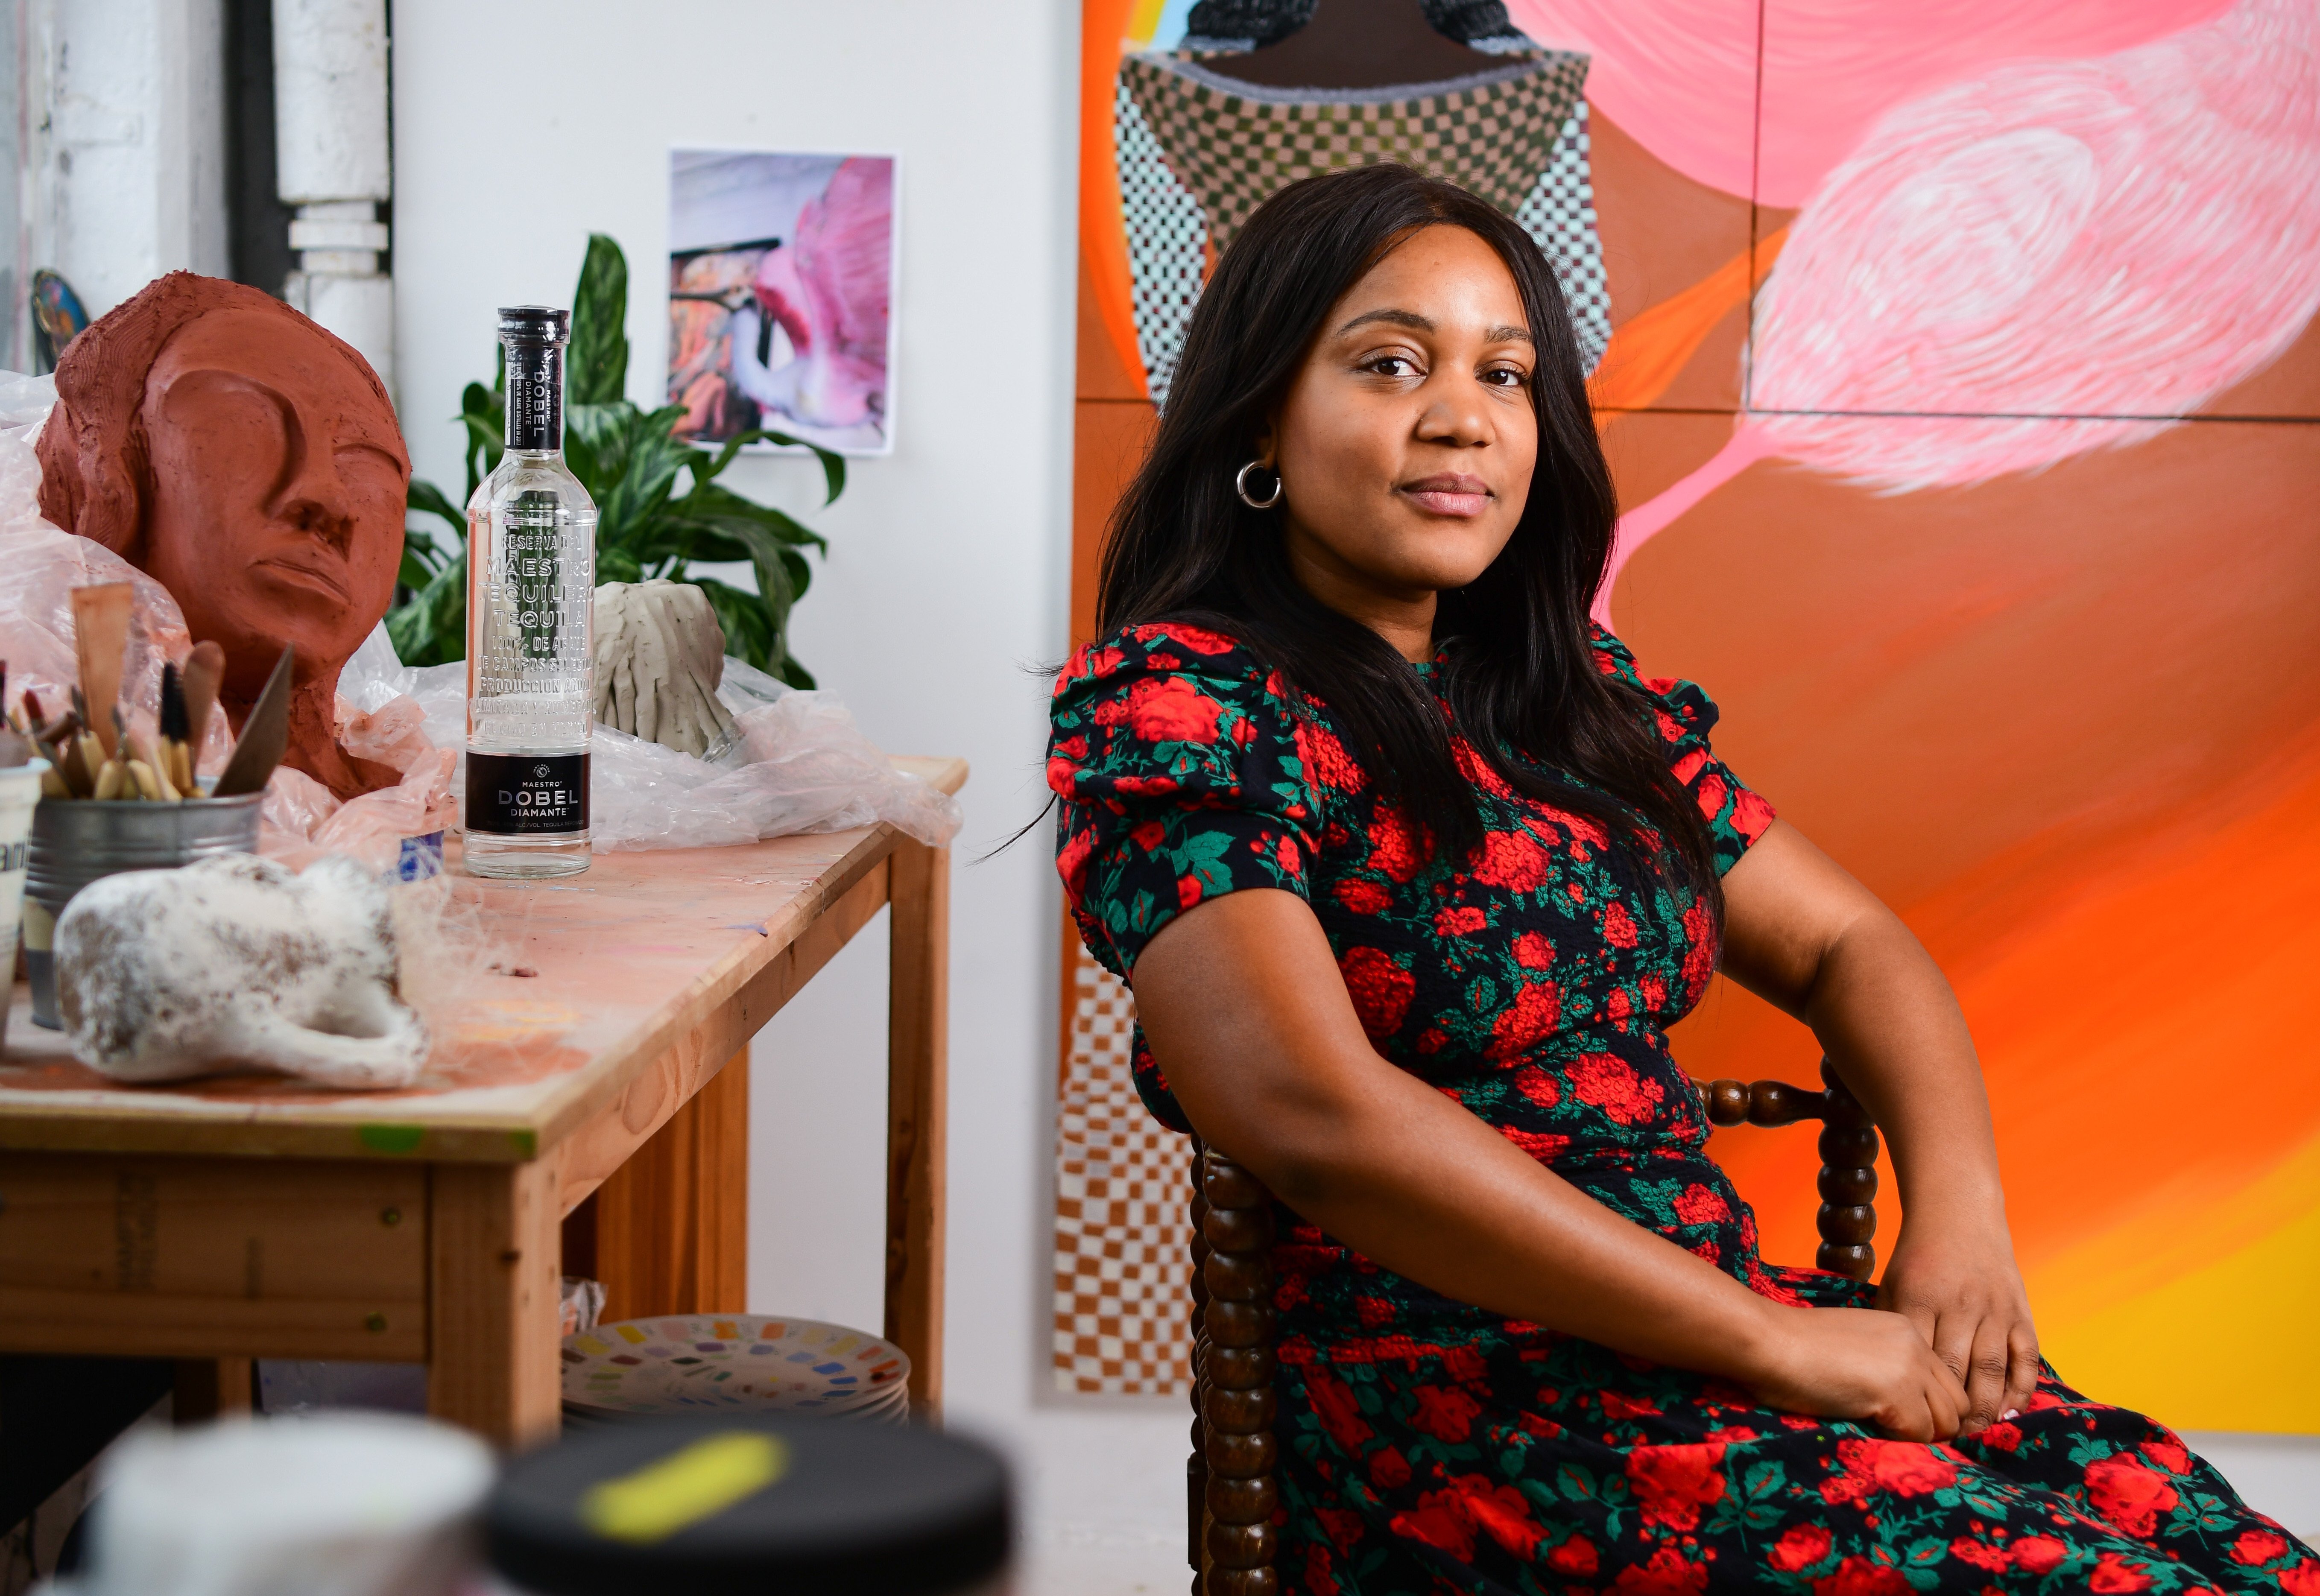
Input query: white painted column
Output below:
<box><xmin>273</xmin><ymin>0</ymin><xmax>394</xmax><ymax>398</ymax></box>
<box><xmin>19</xmin><ymin>0</ymin><xmax>230</xmax><ymax>320</ymax></box>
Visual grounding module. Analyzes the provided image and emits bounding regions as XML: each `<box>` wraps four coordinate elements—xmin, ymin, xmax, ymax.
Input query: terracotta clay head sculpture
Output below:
<box><xmin>36</xmin><ymin>272</ymin><xmax>412</xmax><ymax>800</ymax></box>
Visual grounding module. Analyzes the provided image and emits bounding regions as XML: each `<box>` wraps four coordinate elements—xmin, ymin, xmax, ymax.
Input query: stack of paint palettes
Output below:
<box><xmin>561</xmin><ymin>1315</ymin><xmax>913</xmax><ymax>1430</ymax></box>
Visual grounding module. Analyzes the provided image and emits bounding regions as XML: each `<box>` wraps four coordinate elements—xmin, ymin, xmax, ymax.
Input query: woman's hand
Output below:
<box><xmin>1742</xmin><ymin>1301</ymin><xmax>1971</xmax><ymax>1441</ymax></box>
<box><xmin>1878</xmin><ymin>1219</ymin><xmax>2041</xmax><ymax>1433</ymax></box>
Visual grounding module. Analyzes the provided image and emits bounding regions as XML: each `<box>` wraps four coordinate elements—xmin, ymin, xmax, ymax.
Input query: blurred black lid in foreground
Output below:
<box><xmin>486</xmin><ymin>1415</ymin><xmax>1011</xmax><ymax>1595</ymax></box>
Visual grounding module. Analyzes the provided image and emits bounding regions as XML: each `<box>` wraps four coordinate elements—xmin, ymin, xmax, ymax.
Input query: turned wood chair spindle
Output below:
<box><xmin>1182</xmin><ymin>1060</ymin><xmax>1877</xmax><ymax>1595</ymax></box>
<box><xmin>1697</xmin><ymin>1057</ymin><xmax>1883</xmax><ymax>1280</ymax></box>
<box><xmin>1188</xmin><ymin>1134</ymin><xmax>1281</xmax><ymax>1596</ymax></box>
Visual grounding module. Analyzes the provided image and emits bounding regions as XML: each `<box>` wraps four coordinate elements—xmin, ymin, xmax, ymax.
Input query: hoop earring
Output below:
<box><xmin>1235</xmin><ymin>459</ymin><xmax>1283</xmax><ymax>510</ymax></box>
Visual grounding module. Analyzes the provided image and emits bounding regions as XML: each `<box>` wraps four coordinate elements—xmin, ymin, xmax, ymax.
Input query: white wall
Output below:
<box><xmin>391</xmin><ymin>6</ymin><xmax>1189</xmax><ymax>1590</ymax></box>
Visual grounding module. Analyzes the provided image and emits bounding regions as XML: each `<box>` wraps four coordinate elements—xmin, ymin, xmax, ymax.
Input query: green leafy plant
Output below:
<box><xmin>389</xmin><ymin>233</ymin><xmax>844</xmax><ymax>687</ymax></box>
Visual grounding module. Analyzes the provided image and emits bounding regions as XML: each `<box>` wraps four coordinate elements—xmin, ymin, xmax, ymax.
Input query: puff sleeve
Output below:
<box><xmin>1589</xmin><ymin>626</ymin><xmax>1776</xmax><ymax>876</ymax></box>
<box><xmin>1049</xmin><ymin>623</ymin><xmax>1319</xmax><ymax>979</ymax></box>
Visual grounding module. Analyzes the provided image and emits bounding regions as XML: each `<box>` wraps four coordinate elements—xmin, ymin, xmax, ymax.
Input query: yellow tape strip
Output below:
<box><xmin>579</xmin><ymin>1432</ymin><xmax>788</xmax><ymax>1545</ymax></box>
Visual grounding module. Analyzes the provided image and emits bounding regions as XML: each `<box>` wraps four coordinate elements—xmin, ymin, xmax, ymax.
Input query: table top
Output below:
<box><xmin>0</xmin><ymin>756</ymin><xmax>967</xmax><ymax>1164</ymax></box>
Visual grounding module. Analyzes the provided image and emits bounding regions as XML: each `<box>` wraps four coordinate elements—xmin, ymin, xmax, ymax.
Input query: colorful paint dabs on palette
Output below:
<box><xmin>562</xmin><ymin>1316</ymin><xmax>909</xmax><ymax>1420</ymax></box>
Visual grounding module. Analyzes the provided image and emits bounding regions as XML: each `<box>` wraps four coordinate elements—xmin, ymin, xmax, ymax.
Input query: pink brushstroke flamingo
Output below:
<box><xmin>1506</xmin><ymin>0</ymin><xmax>2232</xmax><ymax>207</ymax></box>
<box><xmin>730</xmin><ymin>157</ymin><xmax>894</xmax><ymax>433</ymax></box>
<box><xmin>1583</xmin><ymin>0</ymin><xmax>2320</xmax><ymax>622</ymax></box>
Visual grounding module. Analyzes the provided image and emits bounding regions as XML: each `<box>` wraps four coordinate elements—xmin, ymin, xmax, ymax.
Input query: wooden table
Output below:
<box><xmin>0</xmin><ymin>756</ymin><xmax>965</xmax><ymax>1447</ymax></box>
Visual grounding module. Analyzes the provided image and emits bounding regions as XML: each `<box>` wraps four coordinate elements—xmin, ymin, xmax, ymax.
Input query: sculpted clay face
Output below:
<box><xmin>138</xmin><ymin>308</ymin><xmax>409</xmax><ymax>710</ymax></box>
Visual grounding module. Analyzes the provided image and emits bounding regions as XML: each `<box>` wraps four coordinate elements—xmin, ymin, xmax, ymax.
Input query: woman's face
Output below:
<box><xmin>138</xmin><ymin>308</ymin><xmax>410</xmax><ymax>701</ymax></box>
<box><xmin>1266</xmin><ymin>224</ymin><xmax>1538</xmax><ymax>647</ymax></box>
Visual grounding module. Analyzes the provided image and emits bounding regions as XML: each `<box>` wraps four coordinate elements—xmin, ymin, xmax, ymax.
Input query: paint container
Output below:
<box><xmin>59</xmin><ymin>1412</ymin><xmax>494</xmax><ymax>1596</ymax></box>
<box><xmin>0</xmin><ymin>759</ymin><xmax>47</xmax><ymax>1055</ymax></box>
<box><xmin>486</xmin><ymin>1415</ymin><xmax>1014</xmax><ymax>1596</ymax></box>
<box><xmin>22</xmin><ymin>789</ymin><xmax>264</xmax><ymax>1029</ymax></box>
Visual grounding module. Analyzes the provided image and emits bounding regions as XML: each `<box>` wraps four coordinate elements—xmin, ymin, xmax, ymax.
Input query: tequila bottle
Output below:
<box><xmin>464</xmin><ymin>306</ymin><xmax>597</xmax><ymax>878</ymax></box>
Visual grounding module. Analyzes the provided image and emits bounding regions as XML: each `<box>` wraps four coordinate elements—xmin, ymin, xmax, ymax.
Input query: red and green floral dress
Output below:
<box><xmin>1049</xmin><ymin>620</ymin><xmax>2314</xmax><ymax>1596</ymax></box>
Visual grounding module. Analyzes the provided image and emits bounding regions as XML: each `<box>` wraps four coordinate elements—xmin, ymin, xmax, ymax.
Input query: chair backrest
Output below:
<box><xmin>1183</xmin><ymin>1060</ymin><xmax>1879</xmax><ymax>1596</ymax></box>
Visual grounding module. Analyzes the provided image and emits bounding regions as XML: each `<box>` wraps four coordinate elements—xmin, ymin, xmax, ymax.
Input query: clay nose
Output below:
<box><xmin>269</xmin><ymin>429</ymin><xmax>361</xmax><ymax>552</ymax></box>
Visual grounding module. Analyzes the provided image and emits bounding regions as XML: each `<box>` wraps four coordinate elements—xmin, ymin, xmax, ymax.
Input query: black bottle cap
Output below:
<box><xmin>485</xmin><ymin>1416</ymin><xmax>1012</xmax><ymax>1596</ymax></box>
<box><xmin>499</xmin><ymin>305</ymin><xmax>571</xmax><ymax>345</ymax></box>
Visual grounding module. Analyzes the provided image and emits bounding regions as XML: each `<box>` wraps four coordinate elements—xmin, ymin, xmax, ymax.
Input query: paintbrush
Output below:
<box><xmin>44</xmin><ymin>711</ymin><xmax>91</xmax><ymax>796</ymax></box>
<box><xmin>212</xmin><ymin>645</ymin><xmax>293</xmax><ymax>798</ymax></box>
<box><xmin>70</xmin><ymin>583</ymin><xmax>131</xmax><ymax>759</ymax></box>
<box><xmin>159</xmin><ymin>662</ymin><xmax>194</xmax><ymax>796</ymax></box>
<box><xmin>118</xmin><ymin>707</ymin><xmax>177</xmax><ymax>802</ymax></box>
<box><xmin>181</xmin><ymin>640</ymin><xmax>224</xmax><ymax>773</ymax></box>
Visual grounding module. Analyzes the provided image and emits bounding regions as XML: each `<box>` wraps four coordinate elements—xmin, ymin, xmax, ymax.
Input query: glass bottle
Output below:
<box><xmin>464</xmin><ymin>306</ymin><xmax>597</xmax><ymax>878</ymax></box>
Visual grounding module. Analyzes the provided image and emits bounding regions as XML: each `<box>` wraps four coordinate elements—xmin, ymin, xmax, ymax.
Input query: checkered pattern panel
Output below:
<box><xmin>1052</xmin><ymin>940</ymin><xmax>1196</xmax><ymax>1395</ymax></box>
<box><xmin>1516</xmin><ymin>99</ymin><xmax>1611</xmax><ymax>375</ymax></box>
<box><xmin>1121</xmin><ymin>51</ymin><xmax>1587</xmax><ymax>253</ymax></box>
<box><xmin>1115</xmin><ymin>80</ymin><xmax>1210</xmax><ymax>408</ymax></box>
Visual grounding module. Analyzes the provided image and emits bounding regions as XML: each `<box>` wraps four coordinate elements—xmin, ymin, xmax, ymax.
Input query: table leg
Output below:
<box><xmin>886</xmin><ymin>837</ymin><xmax>949</xmax><ymax>1414</ymax></box>
<box><xmin>591</xmin><ymin>1052</ymin><xmax>750</xmax><ymax>1321</ymax></box>
<box><xmin>428</xmin><ymin>1157</ymin><xmax>562</xmax><ymax>1448</ymax></box>
<box><xmin>173</xmin><ymin>1358</ymin><xmax>252</xmax><ymax>1421</ymax></box>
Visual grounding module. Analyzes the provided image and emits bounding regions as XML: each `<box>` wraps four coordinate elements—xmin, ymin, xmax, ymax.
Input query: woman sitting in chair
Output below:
<box><xmin>1048</xmin><ymin>164</ymin><xmax>2311</xmax><ymax>1593</ymax></box>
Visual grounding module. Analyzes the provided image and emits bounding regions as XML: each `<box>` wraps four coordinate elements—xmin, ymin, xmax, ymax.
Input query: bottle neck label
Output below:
<box><xmin>504</xmin><ymin>342</ymin><xmax>565</xmax><ymax>453</ymax></box>
<box><xmin>466</xmin><ymin>751</ymin><xmax>589</xmax><ymax>836</ymax></box>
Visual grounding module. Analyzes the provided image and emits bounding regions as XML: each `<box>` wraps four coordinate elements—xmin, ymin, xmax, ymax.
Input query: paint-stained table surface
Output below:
<box><xmin>0</xmin><ymin>754</ymin><xmax>964</xmax><ymax>1444</ymax></box>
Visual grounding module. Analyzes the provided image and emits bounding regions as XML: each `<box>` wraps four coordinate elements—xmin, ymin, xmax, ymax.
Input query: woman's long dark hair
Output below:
<box><xmin>1097</xmin><ymin>163</ymin><xmax>1723</xmax><ymax>916</ymax></box>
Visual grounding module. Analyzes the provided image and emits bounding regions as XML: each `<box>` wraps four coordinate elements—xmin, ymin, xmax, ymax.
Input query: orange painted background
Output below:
<box><xmin>1067</xmin><ymin>0</ymin><xmax>2320</xmax><ymax>1431</ymax></box>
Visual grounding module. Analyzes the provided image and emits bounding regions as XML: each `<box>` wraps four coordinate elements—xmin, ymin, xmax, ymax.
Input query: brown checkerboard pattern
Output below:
<box><xmin>1122</xmin><ymin>51</ymin><xmax>1587</xmax><ymax>251</ymax></box>
<box><xmin>1052</xmin><ymin>939</ymin><xmax>1195</xmax><ymax>1396</ymax></box>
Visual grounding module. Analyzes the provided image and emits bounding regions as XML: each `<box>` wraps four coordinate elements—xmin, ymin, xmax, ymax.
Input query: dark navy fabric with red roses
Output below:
<box><xmin>1049</xmin><ymin>621</ymin><xmax>2312</xmax><ymax>1595</ymax></box>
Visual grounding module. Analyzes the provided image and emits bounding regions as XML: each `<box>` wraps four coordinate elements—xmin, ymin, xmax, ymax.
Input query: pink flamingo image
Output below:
<box><xmin>730</xmin><ymin>156</ymin><xmax>894</xmax><ymax>434</ymax></box>
<box><xmin>1508</xmin><ymin>0</ymin><xmax>2320</xmax><ymax>621</ymax></box>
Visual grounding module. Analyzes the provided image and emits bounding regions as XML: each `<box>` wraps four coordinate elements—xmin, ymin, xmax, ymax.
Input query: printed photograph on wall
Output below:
<box><xmin>666</xmin><ymin>149</ymin><xmax>897</xmax><ymax>455</ymax></box>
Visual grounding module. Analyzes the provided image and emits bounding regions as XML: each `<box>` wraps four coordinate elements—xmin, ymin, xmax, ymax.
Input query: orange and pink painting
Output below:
<box><xmin>1057</xmin><ymin>0</ymin><xmax>2320</xmax><ymax>1427</ymax></box>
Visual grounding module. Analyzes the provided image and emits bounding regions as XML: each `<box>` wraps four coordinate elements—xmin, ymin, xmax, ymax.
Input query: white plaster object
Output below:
<box><xmin>72</xmin><ymin>1411</ymin><xmax>493</xmax><ymax>1596</ymax></box>
<box><xmin>592</xmin><ymin>578</ymin><xmax>742</xmax><ymax>758</ymax></box>
<box><xmin>56</xmin><ymin>852</ymin><xmax>427</xmax><ymax>1089</ymax></box>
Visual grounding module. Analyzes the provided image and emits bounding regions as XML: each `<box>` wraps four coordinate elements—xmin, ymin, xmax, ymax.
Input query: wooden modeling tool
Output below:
<box><xmin>50</xmin><ymin>718</ymin><xmax>92</xmax><ymax>796</ymax></box>
<box><xmin>70</xmin><ymin>583</ymin><xmax>132</xmax><ymax>758</ymax></box>
<box><xmin>118</xmin><ymin>708</ymin><xmax>177</xmax><ymax>802</ymax></box>
<box><xmin>212</xmin><ymin>645</ymin><xmax>293</xmax><ymax>798</ymax></box>
<box><xmin>181</xmin><ymin>639</ymin><xmax>224</xmax><ymax>766</ymax></box>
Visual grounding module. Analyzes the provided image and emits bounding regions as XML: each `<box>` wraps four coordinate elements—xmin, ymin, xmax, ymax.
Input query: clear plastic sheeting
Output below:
<box><xmin>0</xmin><ymin>356</ymin><xmax>956</xmax><ymax>865</ymax></box>
<box><xmin>0</xmin><ymin>373</ymin><xmax>233</xmax><ymax>778</ymax></box>
<box><xmin>338</xmin><ymin>632</ymin><xmax>963</xmax><ymax>851</ymax></box>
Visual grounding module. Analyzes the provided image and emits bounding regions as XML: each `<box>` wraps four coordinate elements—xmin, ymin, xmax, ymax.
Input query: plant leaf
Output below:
<box><xmin>599</xmin><ymin>413</ymin><xmax>690</xmax><ymax>547</ymax></box>
<box><xmin>459</xmin><ymin>380</ymin><xmax>506</xmax><ymax>498</ymax></box>
<box><xmin>568</xmin><ymin>234</ymin><xmax>630</xmax><ymax>406</ymax></box>
<box><xmin>385</xmin><ymin>551</ymin><xmax>467</xmax><ymax>667</ymax></box>
<box><xmin>407</xmin><ymin>477</ymin><xmax>466</xmax><ymax>537</ymax></box>
<box><xmin>748</xmin><ymin>429</ymin><xmax>847</xmax><ymax>504</ymax></box>
<box><xmin>687</xmin><ymin>575</ymin><xmax>778</xmax><ymax>673</ymax></box>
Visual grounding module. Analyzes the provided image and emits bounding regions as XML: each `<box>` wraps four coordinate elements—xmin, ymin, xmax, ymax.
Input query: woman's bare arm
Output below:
<box><xmin>1131</xmin><ymin>883</ymin><xmax>1968</xmax><ymax>1439</ymax></box>
<box><xmin>1718</xmin><ymin>818</ymin><xmax>2039</xmax><ymax>1430</ymax></box>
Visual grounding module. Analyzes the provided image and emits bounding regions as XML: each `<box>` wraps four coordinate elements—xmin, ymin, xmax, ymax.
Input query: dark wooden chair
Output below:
<box><xmin>1184</xmin><ymin>1059</ymin><xmax>1879</xmax><ymax>1596</ymax></box>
